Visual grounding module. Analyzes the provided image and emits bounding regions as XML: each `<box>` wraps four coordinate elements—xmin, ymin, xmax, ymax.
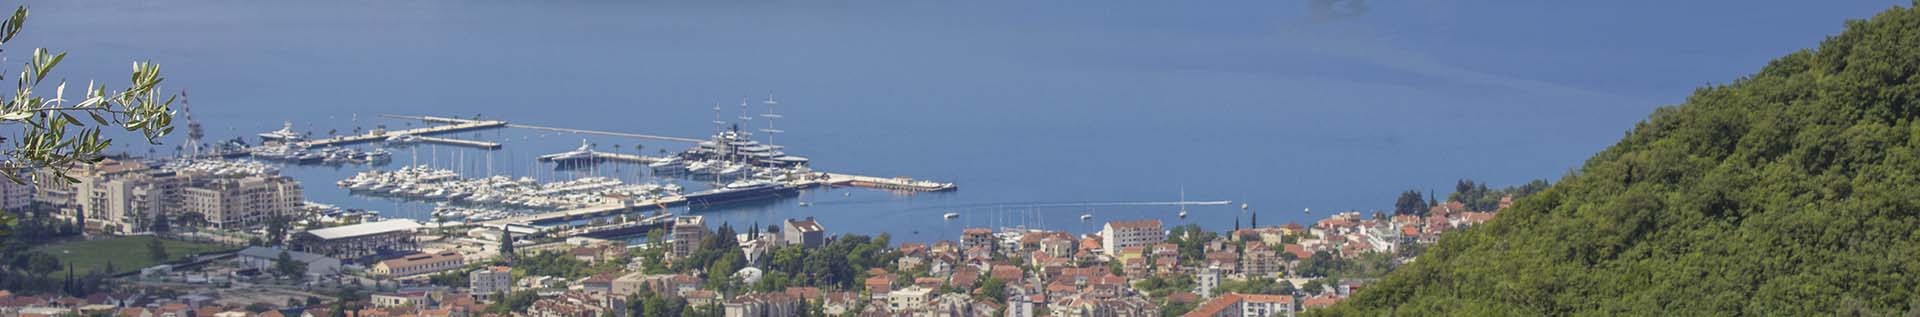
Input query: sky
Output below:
<box><xmin>3</xmin><ymin>0</ymin><xmax>1912</xmax><ymax>227</ymax></box>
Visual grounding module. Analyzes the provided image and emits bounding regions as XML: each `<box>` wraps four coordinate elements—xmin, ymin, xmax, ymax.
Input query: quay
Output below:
<box><xmin>301</xmin><ymin>115</ymin><xmax>506</xmax><ymax>148</ymax></box>
<box><xmin>507</xmin><ymin>123</ymin><xmax>703</xmax><ymax>143</ymax></box>
<box><xmin>413</xmin><ymin>136</ymin><xmax>502</xmax><ymax>149</ymax></box>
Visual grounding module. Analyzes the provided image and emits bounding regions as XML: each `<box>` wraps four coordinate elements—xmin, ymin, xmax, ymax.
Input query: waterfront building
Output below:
<box><xmin>293</xmin><ymin>219</ymin><xmax>423</xmax><ymax>259</ymax></box>
<box><xmin>182</xmin><ymin>175</ymin><xmax>302</xmax><ymax>229</ymax></box>
<box><xmin>1102</xmin><ymin>219</ymin><xmax>1165</xmax><ymax>257</ymax></box>
<box><xmin>781</xmin><ymin>217</ymin><xmax>825</xmax><ymax>248</ymax></box>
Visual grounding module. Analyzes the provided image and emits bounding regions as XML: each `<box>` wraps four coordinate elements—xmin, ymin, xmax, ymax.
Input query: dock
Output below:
<box><xmin>301</xmin><ymin>116</ymin><xmax>507</xmax><ymax>148</ymax></box>
<box><xmin>507</xmin><ymin>123</ymin><xmax>703</xmax><ymax>143</ymax></box>
<box><xmin>413</xmin><ymin>136</ymin><xmax>502</xmax><ymax>149</ymax></box>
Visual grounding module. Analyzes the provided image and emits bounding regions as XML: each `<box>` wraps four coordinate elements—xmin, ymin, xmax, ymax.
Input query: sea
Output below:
<box><xmin>10</xmin><ymin>0</ymin><xmax>1902</xmax><ymax>243</ymax></box>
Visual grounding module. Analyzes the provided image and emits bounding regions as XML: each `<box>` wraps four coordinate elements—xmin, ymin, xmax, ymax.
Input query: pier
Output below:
<box><xmin>412</xmin><ymin>136</ymin><xmax>502</xmax><ymax>149</ymax></box>
<box><xmin>301</xmin><ymin>116</ymin><xmax>507</xmax><ymax>148</ymax></box>
<box><xmin>507</xmin><ymin>123</ymin><xmax>704</xmax><ymax>143</ymax></box>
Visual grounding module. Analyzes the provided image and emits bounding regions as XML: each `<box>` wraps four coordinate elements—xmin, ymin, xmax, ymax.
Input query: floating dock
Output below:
<box><xmin>301</xmin><ymin>116</ymin><xmax>507</xmax><ymax>148</ymax></box>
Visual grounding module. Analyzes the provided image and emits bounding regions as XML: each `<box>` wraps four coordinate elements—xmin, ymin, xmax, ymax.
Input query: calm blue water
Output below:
<box><xmin>10</xmin><ymin>0</ymin><xmax>1906</xmax><ymax>243</ymax></box>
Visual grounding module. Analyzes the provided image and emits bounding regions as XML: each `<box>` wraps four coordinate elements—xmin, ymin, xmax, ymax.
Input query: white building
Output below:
<box><xmin>470</xmin><ymin>266</ymin><xmax>513</xmax><ymax>299</ymax></box>
<box><xmin>887</xmin><ymin>286</ymin><xmax>934</xmax><ymax>312</ymax></box>
<box><xmin>1101</xmin><ymin>219</ymin><xmax>1164</xmax><ymax>257</ymax></box>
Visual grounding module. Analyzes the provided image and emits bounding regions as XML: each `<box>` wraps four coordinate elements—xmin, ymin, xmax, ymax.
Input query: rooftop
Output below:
<box><xmin>304</xmin><ymin>219</ymin><xmax>422</xmax><ymax>240</ymax></box>
<box><xmin>1106</xmin><ymin>219</ymin><xmax>1163</xmax><ymax>230</ymax></box>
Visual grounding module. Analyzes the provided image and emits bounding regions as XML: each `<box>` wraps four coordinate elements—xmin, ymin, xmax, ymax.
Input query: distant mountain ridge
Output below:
<box><xmin>1319</xmin><ymin>2</ymin><xmax>1920</xmax><ymax>316</ymax></box>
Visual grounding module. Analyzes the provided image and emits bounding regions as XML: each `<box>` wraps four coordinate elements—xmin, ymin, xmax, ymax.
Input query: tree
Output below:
<box><xmin>146</xmin><ymin>237</ymin><xmax>167</xmax><ymax>263</ymax></box>
<box><xmin>499</xmin><ymin>226</ymin><xmax>515</xmax><ymax>263</ymax></box>
<box><xmin>275</xmin><ymin>250</ymin><xmax>307</xmax><ymax>279</ymax></box>
<box><xmin>265</xmin><ymin>215</ymin><xmax>290</xmax><ymax>246</ymax></box>
<box><xmin>0</xmin><ymin>5</ymin><xmax>177</xmax><ymax>233</ymax></box>
<box><xmin>978</xmin><ymin>277</ymin><xmax>1007</xmax><ymax>303</ymax></box>
<box><xmin>1393</xmin><ymin>190</ymin><xmax>1428</xmax><ymax>216</ymax></box>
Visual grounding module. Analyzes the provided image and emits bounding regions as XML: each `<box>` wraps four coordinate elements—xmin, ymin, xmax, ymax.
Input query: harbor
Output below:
<box><xmin>261</xmin><ymin>98</ymin><xmax>959</xmax><ymax>233</ymax></box>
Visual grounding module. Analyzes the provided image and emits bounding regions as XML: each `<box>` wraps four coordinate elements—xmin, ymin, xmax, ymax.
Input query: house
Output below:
<box><xmin>781</xmin><ymin>217</ymin><xmax>826</xmax><ymax>249</ymax></box>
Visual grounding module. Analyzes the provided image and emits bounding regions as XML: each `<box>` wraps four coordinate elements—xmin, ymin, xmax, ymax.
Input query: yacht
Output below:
<box><xmin>538</xmin><ymin>139</ymin><xmax>599</xmax><ymax>162</ymax></box>
<box><xmin>677</xmin><ymin>125</ymin><xmax>810</xmax><ymax>168</ymax></box>
<box><xmin>943</xmin><ymin>212</ymin><xmax>960</xmax><ymax>220</ymax></box>
<box><xmin>685</xmin><ymin>179</ymin><xmax>787</xmax><ymax>207</ymax></box>
<box><xmin>257</xmin><ymin>121</ymin><xmax>304</xmax><ymax>143</ymax></box>
<box><xmin>648</xmin><ymin>156</ymin><xmax>685</xmax><ymax>170</ymax></box>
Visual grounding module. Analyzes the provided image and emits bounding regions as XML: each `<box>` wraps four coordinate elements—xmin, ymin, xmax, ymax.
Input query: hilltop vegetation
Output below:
<box><xmin>1321</xmin><ymin>3</ymin><xmax>1920</xmax><ymax>316</ymax></box>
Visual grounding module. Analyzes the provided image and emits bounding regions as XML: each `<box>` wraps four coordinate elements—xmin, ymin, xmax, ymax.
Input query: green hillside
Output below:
<box><xmin>1319</xmin><ymin>3</ymin><xmax>1920</xmax><ymax>316</ymax></box>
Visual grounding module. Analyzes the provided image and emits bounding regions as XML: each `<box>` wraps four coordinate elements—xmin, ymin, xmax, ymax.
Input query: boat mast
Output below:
<box><xmin>761</xmin><ymin>94</ymin><xmax>784</xmax><ymax>153</ymax></box>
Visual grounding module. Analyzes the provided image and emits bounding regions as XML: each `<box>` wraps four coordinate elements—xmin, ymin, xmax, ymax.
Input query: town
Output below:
<box><xmin>0</xmin><ymin>145</ymin><xmax>1530</xmax><ymax>317</ymax></box>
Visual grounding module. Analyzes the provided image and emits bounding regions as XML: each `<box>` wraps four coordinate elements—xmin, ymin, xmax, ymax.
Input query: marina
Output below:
<box><xmin>282</xmin><ymin>100</ymin><xmax>959</xmax><ymax>231</ymax></box>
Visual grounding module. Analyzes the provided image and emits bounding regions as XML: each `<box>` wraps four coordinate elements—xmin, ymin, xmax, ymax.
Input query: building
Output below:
<box><xmin>293</xmin><ymin>219</ymin><xmax>423</xmax><ymax>259</ymax></box>
<box><xmin>1101</xmin><ymin>219</ymin><xmax>1165</xmax><ymax>257</ymax></box>
<box><xmin>1196</xmin><ymin>265</ymin><xmax>1222</xmax><ymax>298</ymax></box>
<box><xmin>370</xmin><ymin>290</ymin><xmax>434</xmax><ymax>308</ymax></box>
<box><xmin>81</xmin><ymin>170</ymin><xmax>191</xmax><ymax>234</ymax></box>
<box><xmin>181</xmin><ymin>175</ymin><xmax>302</xmax><ymax>229</ymax></box>
<box><xmin>1242</xmin><ymin>241</ymin><xmax>1283</xmax><ymax>278</ymax></box>
<box><xmin>470</xmin><ymin>266</ymin><xmax>513</xmax><ymax>299</ymax></box>
<box><xmin>1182</xmin><ymin>293</ymin><xmax>1295</xmax><ymax>317</ymax></box>
<box><xmin>961</xmin><ymin>228</ymin><xmax>995</xmax><ymax>253</ymax></box>
<box><xmin>370</xmin><ymin>251</ymin><xmax>466</xmax><ymax>277</ymax></box>
<box><xmin>51</xmin><ymin>160</ymin><xmax>196</xmax><ymax>234</ymax></box>
<box><xmin>235</xmin><ymin>246</ymin><xmax>341</xmax><ymax>277</ymax></box>
<box><xmin>0</xmin><ymin>171</ymin><xmax>31</xmax><ymax>211</ymax></box>
<box><xmin>37</xmin><ymin>159</ymin><xmax>146</xmax><ymax>224</ymax></box>
<box><xmin>671</xmin><ymin>216</ymin><xmax>706</xmax><ymax>259</ymax></box>
<box><xmin>781</xmin><ymin>217</ymin><xmax>825</xmax><ymax>248</ymax></box>
<box><xmin>722</xmin><ymin>292</ymin><xmax>800</xmax><ymax>317</ymax></box>
<box><xmin>886</xmin><ymin>286</ymin><xmax>934</xmax><ymax>312</ymax></box>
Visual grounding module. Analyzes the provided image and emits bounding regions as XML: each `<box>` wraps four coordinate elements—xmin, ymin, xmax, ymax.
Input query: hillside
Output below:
<box><xmin>1320</xmin><ymin>3</ymin><xmax>1920</xmax><ymax>316</ymax></box>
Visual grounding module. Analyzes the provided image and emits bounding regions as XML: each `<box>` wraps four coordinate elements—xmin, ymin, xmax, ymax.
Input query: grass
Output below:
<box><xmin>33</xmin><ymin>236</ymin><xmax>234</xmax><ymax>275</ymax></box>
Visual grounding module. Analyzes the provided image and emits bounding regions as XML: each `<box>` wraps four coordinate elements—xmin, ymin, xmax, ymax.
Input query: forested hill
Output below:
<box><xmin>1318</xmin><ymin>3</ymin><xmax>1920</xmax><ymax>316</ymax></box>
